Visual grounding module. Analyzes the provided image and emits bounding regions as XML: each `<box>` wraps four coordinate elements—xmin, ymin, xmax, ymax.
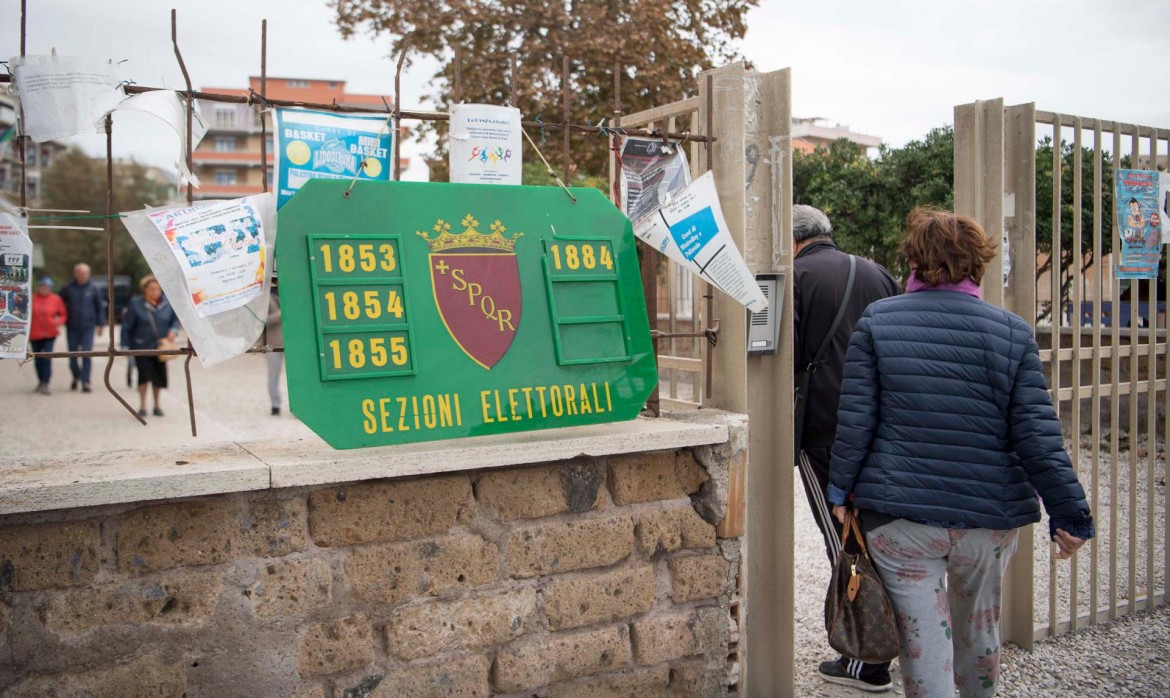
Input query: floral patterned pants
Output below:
<box><xmin>864</xmin><ymin>513</ymin><xmax>1019</xmax><ymax>698</ymax></box>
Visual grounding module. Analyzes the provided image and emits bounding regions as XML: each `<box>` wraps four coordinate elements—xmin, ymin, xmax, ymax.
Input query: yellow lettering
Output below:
<box><xmin>423</xmin><ymin>395</ymin><xmax>437</xmax><ymax>429</ymax></box>
<box><xmin>361</xmin><ymin>399</ymin><xmax>376</xmax><ymax>434</ymax></box>
<box><xmin>535</xmin><ymin>386</ymin><xmax>548</xmax><ymax>417</ymax></box>
<box><xmin>496</xmin><ymin>308</ymin><xmax>515</xmax><ymax>332</ymax></box>
<box><xmin>521</xmin><ymin>386</ymin><xmax>534</xmax><ymax>419</ymax></box>
<box><xmin>411</xmin><ymin>396</ymin><xmax>421</xmax><ymax>430</ymax></box>
<box><xmin>550</xmin><ymin>385</ymin><xmax>564</xmax><ymax>417</ymax></box>
<box><xmin>379</xmin><ymin>397</ymin><xmax>394</xmax><ymax>432</ymax></box>
<box><xmin>481</xmin><ymin>390</ymin><xmax>494</xmax><ymax>423</ymax></box>
<box><xmin>493</xmin><ymin>390</ymin><xmax>504</xmax><ymax>420</ymax></box>
<box><xmin>508</xmin><ymin>388</ymin><xmax>521</xmax><ymax>421</ymax></box>
<box><xmin>605</xmin><ymin>382</ymin><xmax>613</xmax><ymax>411</ymax></box>
<box><xmin>564</xmin><ymin>384</ymin><xmax>578</xmax><ymax>415</ymax></box>
<box><xmin>455</xmin><ymin>393</ymin><xmax>463</xmax><ymax>425</ymax></box>
<box><xmin>451</xmin><ymin>267</ymin><xmax>467</xmax><ymax>291</ymax></box>
<box><xmin>592</xmin><ymin>383</ymin><xmax>602</xmax><ymax>413</ymax></box>
<box><xmin>438</xmin><ymin>394</ymin><xmax>454</xmax><ymax>427</ymax></box>
<box><xmin>397</xmin><ymin>397</ymin><xmax>410</xmax><ymax>431</ymax></box>
<box><xmin>579</xmin><ymin>383</ymin><xmax>592</xmax><ymax>414</ymax></box>
<box><xmin>466</xmin><ymin>281</ymin><xmax>482</xmax><ymax>307</ymax></box>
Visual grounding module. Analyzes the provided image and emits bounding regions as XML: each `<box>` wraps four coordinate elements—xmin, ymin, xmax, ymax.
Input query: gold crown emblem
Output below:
<box><xmin>417</xmin><ymin>215</ymin><xmax>524</xmax><ymax>253</ymax></box>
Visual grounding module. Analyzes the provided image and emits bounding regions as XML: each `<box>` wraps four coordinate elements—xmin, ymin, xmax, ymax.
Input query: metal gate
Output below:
<box><xmin>956</xmin><ymin>100</ymin><xmax>1168</xmax><ymax>648</ymax></box>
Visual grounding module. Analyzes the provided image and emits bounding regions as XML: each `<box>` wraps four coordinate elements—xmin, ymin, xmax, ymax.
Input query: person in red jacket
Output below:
<box><xmin>30</xmin><ymin>277</ymin><xmax>67</xmax><ymax>395</ymax></box>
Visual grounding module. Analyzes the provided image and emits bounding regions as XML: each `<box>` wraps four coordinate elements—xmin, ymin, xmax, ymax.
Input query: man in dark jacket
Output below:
<box><xmin>792</xmin><ymin>205</ymin><xmax>900</xmax><ymax>692</ymax></box>
<box><xmin>58</xmin><ymin>263</ymin><xmax>106</xmax><ymax>393</ymax></box>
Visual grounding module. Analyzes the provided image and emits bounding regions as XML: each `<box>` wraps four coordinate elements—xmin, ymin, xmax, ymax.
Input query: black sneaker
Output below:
<box><xmin>81</xmin><ymin>383</ymin><xmax>92</xmax><ymax>393</ymax></box>
<box><xmin>818</xmin><ymin>659</ymin><xmax>893</xmax><ymax>693</ymax></box>
<box><xmin>71</xmin><ymin>380</ymin><xmax>78</xmax><ymax>391</ymax></box>
<box><xmin>271</xmin><ymin>407</ymin><xmax>281</xmax><ymax>416</ymax></box>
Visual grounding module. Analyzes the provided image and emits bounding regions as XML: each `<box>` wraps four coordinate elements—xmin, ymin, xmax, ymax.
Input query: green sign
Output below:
<box><xmin>277</xmin><ymin>179</ymin><xmax>658</xmax><ymax>449</ymax></box>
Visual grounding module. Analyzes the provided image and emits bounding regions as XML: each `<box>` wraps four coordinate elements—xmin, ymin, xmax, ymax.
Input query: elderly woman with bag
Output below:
<box><xmin>121</xmin><ymin>275</ymin><xmax>181</xmax><ymax>418</ymax></box>
<box><xmin>827</xmin><ymin>208</ymin><xmax>1093</xmax><ymax>697</ymax></box>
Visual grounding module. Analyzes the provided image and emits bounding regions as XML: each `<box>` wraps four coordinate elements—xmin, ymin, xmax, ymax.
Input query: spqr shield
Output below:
<box><xmin>429</xmin><ymin>249</ymin><xmax>522</xmax><ymax>370</ymax></box>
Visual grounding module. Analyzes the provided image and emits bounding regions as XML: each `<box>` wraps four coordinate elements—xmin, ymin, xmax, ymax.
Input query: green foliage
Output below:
<box><xmin>36</xmin><ymin>149</ymin><xmax>167</xmax><ymax>285</ymax></box>
<box><xmin>793</xmin><ymin>127</ymin><xmax>954</xmax><ymax>279</ymax></box>
<box><xmin>332</xmin><ymin>0</ymin><xmax>759</xmax><ymax>180</ymax></box>
<box><xmin>521</xmin><ymin>159</ymin><xmax>608</xmax><ymax>192</ymax></box>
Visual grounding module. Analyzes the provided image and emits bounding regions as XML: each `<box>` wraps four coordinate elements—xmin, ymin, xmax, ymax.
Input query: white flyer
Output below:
<box><xmin>620</xmin><ymin>137</ymin><xmax>691</xmax><ymax>224</ymax></box>
<box><xmin>116</xmin><ymin>90</ymin><xmax>208</xmax><ymax>187</ymax></box>
<box><xmin>122</xmin><ymin>194</ymin><xmax>276</xmax><ymax>367</ymax></box>
<box><xmin>0</xmin><ymin>212</ymin><xmax>33</xmax><ymax>359</ymax></box>
<box><xmin>449</xmin><ymin>104</ymin><xmax>522</xmax><ymax>185</ymax></box>
<box><xmin>634</xmin><ymin>172</ymin><xmax>768</xmax><ymax>313</ymax></box>
<box><xmin>9</xmin><ymin>55</ymin><xmax>127</xmax><ymax>142</ymax></box>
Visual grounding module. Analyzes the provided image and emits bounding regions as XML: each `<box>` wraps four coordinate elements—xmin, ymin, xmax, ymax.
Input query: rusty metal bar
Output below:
<box><xmin>561</xmin><ymin>57</ymin><xmax>571</xmax><ymax>184</ymax></box>
<box><xmin>172</xmin><ymin>8</ymin><xmax>198</xmax><ymax>437</ymax></box>
<box><xmin>509</xmin><ymin>54</ymin><xmax>518</xmax><ymax>107</ymax></box>
<box><xmin>453</xmin><ymin>45</ymin><xmax>462</xmax><ymax>105</ymax></box>
<box><xmin>18</xmin><ymin>0</ymin><xmax>27</xmax><ymax>210</ymax></box>
<box><xmin>99</xmin><ymin>115</ymin><xmax>145</xmax><ymax>425</ymax></box>
<box><xmin>31</xmin><ymin>347</ymin><xmax>281</xmax><ymax>359</ymax></box>
<box><xmin>703</xmin><ymin>73</ymin><xmax>715</xmax><ymax>401</ymax></box>
<box><xmin>1089</xmin><ymin>118</ymin><xmax>1103</xmax><ymax>625</ymax></box>
<box><xmin>1048</xmin><ymin>117</ymin><xmax>1061</xmax><ymax>634</ymax></box>
<box><xmin>259</xmin><ymin>19</ymin><xmax>268</xmax><ymax>194</ymax></box>
<box><xmin>393</xmin><ymin>43</ymin><xmax>407</xmax><ymax>181</ymax></box>
<box><xmin>1164</xmin><ymin>131</ymin><xmax>1170</xmax><ymax>610</ymax></box>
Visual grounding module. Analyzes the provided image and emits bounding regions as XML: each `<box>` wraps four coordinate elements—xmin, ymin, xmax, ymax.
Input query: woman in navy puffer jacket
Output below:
<box><xmin>828</xmin><ymin>208</ymin><xmax>1092</xmax><ymax>698</ymax></box>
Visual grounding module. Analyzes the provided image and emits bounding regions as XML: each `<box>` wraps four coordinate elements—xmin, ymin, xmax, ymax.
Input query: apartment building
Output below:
<box><xmin>791</xmin><ymin>116</ymin><xmax>881</xmax><ymax>154</ymax></box>
<box><xmin>193</xmin><ymin>77</ymin><xmax>394</xmax><ymax>200</ymax></box>
<box><xmin>0</xmin><ymin>94</ymin><xmax>69</xmax><ymax>208</ymax></box>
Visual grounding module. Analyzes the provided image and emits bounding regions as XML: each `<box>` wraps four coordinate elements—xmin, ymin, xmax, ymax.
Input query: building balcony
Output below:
<box><xmin>192</xmin><ymin>151</ymin><xmax>274</xmax><ymax>166</ymax></box>
<box><xmin>194</xmin><ymin>183</ymin><xmax>266</xmax><ymax>199</ymax></box>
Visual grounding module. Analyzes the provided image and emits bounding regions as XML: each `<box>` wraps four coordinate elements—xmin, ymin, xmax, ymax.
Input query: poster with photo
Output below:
<box><xmin>1115</xmin><ymin>169</ymin><xmax>1162</xmax><ymax>280</ymax></box>
<box><xmin>147</xmin><ymin>197</ymin><xmax>267</xmax><ymax>317</ymax></box>
<box><xmin>620</xmin><ymin>136</ymin><xmax>691</xmax><ymax>224</ymax></box>
<box><xmin>0</xmin><ymin>212</ymin><xmax>33</xmax><ymax>359</ymax></box>
<box><xmin>274</xmin><ymin>108</ymin><xmax>392</xmax><ymax>209</ymax></box>
<box><xmin>449</xmin><ymin>104</ymin><xmax>522</xmax><ymax>185</ymax></box>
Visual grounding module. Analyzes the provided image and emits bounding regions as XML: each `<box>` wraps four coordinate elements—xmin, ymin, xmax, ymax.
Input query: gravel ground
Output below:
<box><xmin>3</xmin><ymin>336</ymin><xmax>1168</xmax><ymax>696</ymax></box>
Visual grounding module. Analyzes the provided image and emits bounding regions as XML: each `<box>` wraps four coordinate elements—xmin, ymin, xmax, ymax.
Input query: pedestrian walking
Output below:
<box><xmin>792</xmin><ymin>205</ymin><xmax>901</xmax><ymax>691</ymax></box>
<box><xmin>121</xmin><ymin>275</ymin><xmax>180</xmax><ymax>418</ymax></box>
<box><xmin>58</xmin><ymin>262</ymin><xmax>106</xmax><ymax>393</ymax></box>
<box><xmin>29</xmin><ymin>276</ymin><xmax>67</xmax><ymax>395</ymax></box>
<box><xmin>829</xmin><ymin>207</ymin><xmax>1093</xmax><ymax>697</ymax></box>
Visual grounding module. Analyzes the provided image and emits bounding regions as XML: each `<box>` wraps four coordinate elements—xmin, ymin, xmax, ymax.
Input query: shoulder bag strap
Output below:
<box><xmin>805</xmin><ymin>254</ymin><xmax>857</xmax><ymax>371</ymax></box>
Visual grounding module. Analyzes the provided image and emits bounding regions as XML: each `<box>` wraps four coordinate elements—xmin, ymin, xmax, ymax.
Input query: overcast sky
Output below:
<box><xmin>3</xmin><ymin>0</ymin><xmax>1169</xmax><ymax>177</ymax></box>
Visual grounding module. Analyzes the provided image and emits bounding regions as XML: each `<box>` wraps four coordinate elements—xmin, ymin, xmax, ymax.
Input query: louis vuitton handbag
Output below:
<box><xmin>824</xmin><ymin>509</ymin><xmax>900</xmax><ymax>663</ymax></box>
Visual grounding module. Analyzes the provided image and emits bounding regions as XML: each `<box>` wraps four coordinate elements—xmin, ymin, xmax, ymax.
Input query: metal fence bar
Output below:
<box><xmin>1048</xmin><ymin>117</ymin><xmax>1062</xmax><ymax>634</ymax></box>
<box><xmin>1089</xmin><ymin>119</ymin><xmax>1103</xmax><ymax>625</ymax></box>
<box><xmin>1145</xmin><ymin>127</ymin><xmax>1158</xmax><ymax>610</ymax></box>
<box><xmin>1109</xmin><ymin>124</ymin><xmax>1122</xmax><ymax>621</ymax></box>
<box><xmin>1069</xmin><ymin>116</ymin><xmax>1083</xmax><ymax>631</ymax></box>
<box><xmin>1127</xmin><ymin>127</ymin><xmax>1140</xmax><ymax>616</ymax></box>
<box><xmin>1164</xmin><ymin>132</ymin><xmax>1170</xmax><ymax>607</ymax></box>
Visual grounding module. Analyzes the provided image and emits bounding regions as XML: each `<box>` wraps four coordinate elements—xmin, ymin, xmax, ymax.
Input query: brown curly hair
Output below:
<box><xmin>901</xmin><ymin>207</ymin><xmax>998</xmax><ymax>285</ymax></box>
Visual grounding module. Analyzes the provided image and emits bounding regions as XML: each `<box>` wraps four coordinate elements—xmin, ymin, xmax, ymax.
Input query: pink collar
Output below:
<box><xmin>906</xmin><ymin>271</ymin><xmax>982</xmax><ymax>299</ymax></box>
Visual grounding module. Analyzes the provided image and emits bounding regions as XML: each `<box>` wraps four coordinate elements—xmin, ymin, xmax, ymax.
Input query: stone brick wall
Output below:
<box><xmin>0</xmin><ymin>436</ymin><xmax>745</xmax><ymax>697</ymax></box>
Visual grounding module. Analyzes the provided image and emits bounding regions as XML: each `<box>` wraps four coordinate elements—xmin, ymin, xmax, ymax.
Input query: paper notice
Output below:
<box><xmin>449</xmin><ymin>104</ymin><xmax>522</xmax><ymax>185</ymax></box>
<box><xmin>122</xmin><ymin>194</ymin><xmax>276</xmax><ymax>367</ymax></box>
<box><xmin>116</xmin><ymin>90</ymin><xmax>208</xmax><ymax>187</ymax></box>
<box><xmin>1115</xmin><ymin>169</ymin><xmax>1162</xmax><ymax>279</ymax></box>
<box><xmin>274</xmin><ymin>109</ymin><xmax>392</xmax><ymax>209</ymax></box>
<box><xmin>634</xmin><ymin>172</ymin><xmax>767</xmax><ymax>313</ymax></box>
<box><xmin>620</xmin><ymin>137</ymin><xmax>691</xmax><ymax>224</ymax></box>
<box><xmin>9</xmin><ymin>55</ymin><xmax>126</xmax><ymax>142</ymax></box>
<box><xmin>0</xmin><ymin>212</ymin><xmax>33</xmax><ymax>359</ymax></box>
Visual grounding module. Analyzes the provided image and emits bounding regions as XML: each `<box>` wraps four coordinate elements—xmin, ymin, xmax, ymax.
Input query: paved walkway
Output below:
<box><xmin>2</xmin><ymin>335</ymin><xmax>1168</xmax><ymax>696</ymax></box>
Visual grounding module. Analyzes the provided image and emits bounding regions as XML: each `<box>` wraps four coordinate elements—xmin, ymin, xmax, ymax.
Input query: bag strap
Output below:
<box><xmin>839</xmin><ymin>508</ymin><xmax>869</xmax><ymax>556</ymax></box>
<box><xmin>144</xmin><ymin>301</ymin><xmax>161</xmax><ymax>340</ymax></box>
<box><xmin>804</xmin><ymin>254</ymin><xmax>856</xmax><ymax>372</ymax></box>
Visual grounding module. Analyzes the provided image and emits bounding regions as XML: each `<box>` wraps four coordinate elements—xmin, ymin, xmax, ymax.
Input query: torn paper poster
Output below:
<box><xmin>115</xmin><ymin>90</ymin><xmax>208</xmax><ymax>187</ymax></box>
<box><xmin>449</xmin><ymin>104</ymin><xmax>522</xmax><ymax>185</ymax></box>
<box><xmin>634</xmin><ymin>172</ymin><xmax>767</xmax><ymax>313</ymax></box>
<box><xmin>1115</xmin><ymin>169</ymin><xmax>1162</xmax><ymax>280</ymax></box>
<box><xmin>146</xmin><ymin>197</ymin><xmax>267</xmax><ymax>318</ymax></box>
<box><xmin>122</xmin><ymin>194</ymin><xmax>276</xmax><ymax>367</ymax></box>
<box><xmin>620</xmin><ymin>137</ymin><xmax>691</xmax><ymax>225</ymax></box>
<box><xmin>9</xmin><ymin>55</ymin><xmax>126</xmax><ymax>142</ymax></box>
<box><xmin>0</xmin><ymin>212</ymin><xmax>32</xmax><ymax>359</ymax></box>
<box><xmin>274</xmin><ymin>108</ymin><xmax>392</xmax><ymax>209</ymax></box>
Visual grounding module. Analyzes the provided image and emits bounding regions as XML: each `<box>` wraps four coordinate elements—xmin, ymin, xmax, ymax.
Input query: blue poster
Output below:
<box><xmin>669</xmin><ymin>206</ymin><xmax>720</xmax><ymax>261</ymax></box>
<box><xmin>273</xmin><ymin>108</ymin><xmax>392</xmax><ymax>209</ymax></box>
<box><xmin>1115</xmin><ymin>169</ymin><xmax>1162</xmax><ymax>280</ymax></box>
